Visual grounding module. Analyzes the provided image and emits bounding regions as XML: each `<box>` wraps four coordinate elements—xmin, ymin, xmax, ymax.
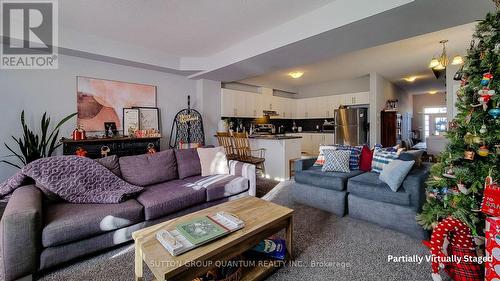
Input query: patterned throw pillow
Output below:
<box><xmin>371</xmin><ymin>147</ymin><xmax>398</xmax><ymax>173</ymax></box>
<box><xmin>321</xmin><ymin>149</ymin><xmax>351</xmax><ymax>173</ymax></box>
<box><xmin>337</xmin><ymin>145</ymin><xmax>362</xmax><ymax>170</ymax></box>
<box><xmin>314</xmin><ymin>145</ymin><xmax>337</xmax><ymax>166</ymax></box>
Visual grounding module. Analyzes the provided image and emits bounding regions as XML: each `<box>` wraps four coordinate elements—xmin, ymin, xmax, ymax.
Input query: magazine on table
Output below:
<box><xmin>156</xmin><ymin>212</ymin><xmax>244</xmax><ymax>256</ymax></box>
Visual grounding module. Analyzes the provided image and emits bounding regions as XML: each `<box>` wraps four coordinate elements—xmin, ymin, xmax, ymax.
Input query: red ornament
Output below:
<box><xmin>482</xmin><ymin>175</ymin><xmax>500</xmax><ymax>217</ymax></box>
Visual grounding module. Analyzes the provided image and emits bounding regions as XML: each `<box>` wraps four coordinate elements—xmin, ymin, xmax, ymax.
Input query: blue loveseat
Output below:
<box><xmin>291</xmin><ymin>158</ymin><xmax>430</xmax><ymax>239</ymax></box>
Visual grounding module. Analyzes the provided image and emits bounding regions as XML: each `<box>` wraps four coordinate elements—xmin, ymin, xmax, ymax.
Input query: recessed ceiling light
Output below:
<box><xmin>403</xmin><ymin>76</ymin><xmax>418</xmax><ymax>82</ymax></box>
<box><xmin>288</xmin><ymin>71</ymin><xmax>304</xmax><ymax>79</ymax></box>
<box><xmin>428</xmin><ymin>90</ymin><xmax>438</xmax><ymax>95</ymax></box>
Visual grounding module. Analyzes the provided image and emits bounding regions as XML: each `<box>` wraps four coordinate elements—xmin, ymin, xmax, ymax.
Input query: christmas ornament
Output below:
<box><xmin>480</xmin><ymin>124</ymin><xmax>488</xmax><ymax>134</ymax></box>
<box><xmin>464</xmin><ymin>150</ymin><xmax>475</xmax><ymax>160</ymax></box>
<box><xmin>489</xmin><ymin>108</ymin><xmax>500</xmax><ymax>119</ymax></box>
<box><xmin>464</xmin><ymin>132</ymin><xmax>475</xmax><ymax>145</ymax></box>
<box><xmin>443</xmin><ymin>164</ymin><xmax>456</xmax><ymax>179</ymax></box>
<box><xmin>457</xmin><ymin>182</ymin><xmax>471</xmax><ymax>195</ymax></box>
<box><xmin>449</xmin><ymin>121</ymin><xmax>458</xmax><ymax>130</ymax></box>
<box><xmin>424</xmin><ymin>217</ymin><xmax>483</xmax><ymax>281</ymax></box>
<box><xmin>495</xmin><ymin>144</ymin><xmax>500</xmax><ymax>155</ymax></box>
<box><xmin>478</xmin><ymin>145</ymin><xmax>490</xmax><ymax>157</ymax></box>
<box><xmin>481</xmin><ymin>172</ymin><xmax>500</xmax><ymax>217</ymax></box>
<box><xmin>472</xmin><ymin>88</ymin><xmax>495</xmax><ymax>111</ymax></box>
<box><xmin>473</xmin><ymin>134</ymin><xmax>482</xmax><ymax>144</ymax></box>
<box><xmin>460</xmin><ymin>76</ymin><xmax>469</xmax><ymax>87</ymax></box>
<box><xmin>481</xmin><ymin>72</ymin><xmax>494</xmax><ymax>86</ymax></box>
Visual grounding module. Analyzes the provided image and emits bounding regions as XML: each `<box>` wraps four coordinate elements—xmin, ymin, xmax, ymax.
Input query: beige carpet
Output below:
<box><xmin>34</xmin><ymin>181</ymin><xmax>440</xmax><ymax>281</ymax></box>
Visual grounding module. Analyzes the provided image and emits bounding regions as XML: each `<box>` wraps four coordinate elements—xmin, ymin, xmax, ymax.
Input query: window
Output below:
<box><xmin>423</xmin><ymin>107</ymin><xmax>447</xmax><ymax>138</ymax></box>
<box><xmin>424</xmin><ymin>107</ymin><xmax>447</xmax><ymax>114</ymax></box>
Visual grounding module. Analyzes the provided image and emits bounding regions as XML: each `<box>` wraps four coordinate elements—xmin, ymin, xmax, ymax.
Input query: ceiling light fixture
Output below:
<box><xmin>451</xmin><ymin>55</ymin><xmax>464</xmax><ymax>65</ymax></box>
<box><xmin>403</xmin><ymin>76</ymin><xmax>418</xmax><ymax>82</ymax></box>
<box><xmin>428</xmin><ymin>90</ymin><xmax>438</xmax><ymax>95</ymax></box>
<box><xmin>288</xmin><ymin>71</ymin><xmax>304</xmax><ymax>79</ymax></box>
<box><xmin>428</xmin><ymin>40</ymin><xmax>464</xmax><ymax>70</ymax></box>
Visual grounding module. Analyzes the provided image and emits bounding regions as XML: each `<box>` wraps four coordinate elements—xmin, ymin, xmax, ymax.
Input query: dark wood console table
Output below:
<box><xmin>61</xmin><ymin>137</ymin><xmax>161</xmax><ymax>159</ymax></box>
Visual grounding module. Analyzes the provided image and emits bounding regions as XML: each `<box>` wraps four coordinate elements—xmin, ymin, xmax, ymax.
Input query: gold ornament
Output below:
<box><xmin>478</xmin><ymin>146</ymin><xmax>490</xmax><ymax>157</ymax></box>
<box><xmin>464</xmin><ymin>150</ymin><xmax>475</xmax><ymax>160</ymax></box>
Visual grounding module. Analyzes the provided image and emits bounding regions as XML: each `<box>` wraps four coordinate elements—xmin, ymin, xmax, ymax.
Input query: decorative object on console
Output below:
<box><xmin>123</xmin><ymin>108</ymin><xmax>140</xmax><ymax>136</ymax></box>
<box><xmin>136</xmin><ymin>107</ymin><xmax>160</xmax><ymax>131</ymax></box>
<box><xmin>147</xmin><ymin>143</ymin><xmax>157</xmax><ymax>154</ymax></box>
<box><xmin>321</xmin><ymin>149</ymin><xmax>350</xmax><ymax>173</ymax></box>
<box><xmin>197</xmin><ymin>146</ymin><xmax>229</xmax><ymax>176</ymax></box>
<box><xmin>101</xmin><ymin>146</ymin><xmax>111</xmax><ymax>157</ymax></box>
<box><xmin>169</xmin><ymin>96</ymin><xmax>205</xmax><ymax>148</ymax></box>
<box><xmin>62</xmin><ymin>137</ymin><xmax>161</xmax><ymax>159</ymax></box>
<box><xmin>72</xmin><ymin>125</ymin><xmax>87</xmax><ymax>140</ymax></box>
<box><xmin>77</xmin><ymin>76</ymin><xmax>156</xmax><ymax>132</ymax></box>
<box><xmin>104</xmin><ymin>122</ymin><xmax>118</xmax><ymax>137</ymax></box>
<box><xmin>379</xmin><ymin>159</ymin><xmax>415</xmax><ymax>192</ymax></box>
<box><xmin>75</xmin><ymin>147</ymin><xmax>87</xmax><ymax>157</ymax></box>
<box><xmin>1</xmin><ymin>111</ymin><xmax>77</xmax><ymax>169</ymax></box>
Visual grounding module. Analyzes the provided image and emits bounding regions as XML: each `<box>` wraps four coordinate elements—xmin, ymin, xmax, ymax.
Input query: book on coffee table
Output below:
<box><xmin>156</xmin><ymin>212</ymin><xmax>244</xmax><ymax>256</ymax></box>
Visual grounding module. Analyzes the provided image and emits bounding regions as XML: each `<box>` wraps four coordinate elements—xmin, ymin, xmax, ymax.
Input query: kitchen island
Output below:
<box><xmin>249</xmin><ymin>135</ymin><xmax>302</xmax><ymax>180</ymax></box>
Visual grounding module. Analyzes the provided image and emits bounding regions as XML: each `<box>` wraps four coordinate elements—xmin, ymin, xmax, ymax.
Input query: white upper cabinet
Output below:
<box><xmin>339</xmin><ymin>92</ymin><xmax>370</xmax><ymax>106</ymax></box>
<box><xmin>221</xmin><ymin>88</ymin><xmax>369</xmax><ymax>118</ymax></box>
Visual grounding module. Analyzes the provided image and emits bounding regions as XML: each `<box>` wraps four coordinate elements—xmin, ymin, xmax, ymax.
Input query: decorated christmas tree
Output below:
<box><xmin>416</xmin><ymin>11</ymin><xmax>500</xmax><ymax>237</ymax></box>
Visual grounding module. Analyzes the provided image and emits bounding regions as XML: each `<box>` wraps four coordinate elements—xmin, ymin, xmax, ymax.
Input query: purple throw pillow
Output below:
<box><xmin>119</xmin><ymin>150</ymin><xmax>178</xmax><ymax>186</ymax></box>
<box><xmin>174</xmin><ymin>148</ymin><xmax>202</xmax><ymax>179</ymax></box>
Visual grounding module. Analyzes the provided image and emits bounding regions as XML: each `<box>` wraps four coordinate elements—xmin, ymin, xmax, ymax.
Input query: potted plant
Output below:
<box><xmin>1</xmin><ymin>111</ymin><xmax>77</xmax><ymax>169</ymax></box>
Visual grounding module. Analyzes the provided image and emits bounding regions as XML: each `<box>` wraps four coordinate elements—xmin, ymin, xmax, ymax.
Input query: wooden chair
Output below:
<box><xmin>232</xmin><ymin>132</ymin><xmax>266</xmax><ymax>175</ymax></box>
<box><xmin>216</xmin><ymin>132</ymin><xmax>238</xmax><ymax>160</ymax></box>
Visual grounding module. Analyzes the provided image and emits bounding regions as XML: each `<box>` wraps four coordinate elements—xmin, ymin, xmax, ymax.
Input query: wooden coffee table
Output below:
<box><xmin>132</xmin><ymin>196</ymin><xmax>294</xmax><ymax>281</ymax></box>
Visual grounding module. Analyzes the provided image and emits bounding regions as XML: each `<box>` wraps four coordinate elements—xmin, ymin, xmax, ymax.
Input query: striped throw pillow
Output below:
<box><xmin>371</xmin><ymin>148</ymin><xmax>398</xmax><ymax>173</ymax></box>
<box><xmin>321</xmin><ymin>149</ymin><xmax>351</xmax><ymax>173</ymax></box>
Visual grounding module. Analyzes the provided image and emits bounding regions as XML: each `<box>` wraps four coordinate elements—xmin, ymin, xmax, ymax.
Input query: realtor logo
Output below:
<box><xmin>1</xmin><ymin>0</ymin><xmax>58</xmax><ymax>69</ymax></box>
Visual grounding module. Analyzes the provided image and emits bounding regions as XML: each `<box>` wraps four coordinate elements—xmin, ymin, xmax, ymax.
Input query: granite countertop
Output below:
<box><xmin>286</xmin><ymin>130</ymin><xmax>334</xmax><ymax>134</ymax></box>
<box><xmin>249</xmin><ymin>135</ymin><xmax>302</xmax><ymax>140</ymax></box>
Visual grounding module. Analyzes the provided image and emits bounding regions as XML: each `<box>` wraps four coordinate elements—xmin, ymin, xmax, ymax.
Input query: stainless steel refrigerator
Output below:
<box><xmin>334</xmin><ymin>108</ymin><xmax>368</xmax><ymax>146</ymax></box>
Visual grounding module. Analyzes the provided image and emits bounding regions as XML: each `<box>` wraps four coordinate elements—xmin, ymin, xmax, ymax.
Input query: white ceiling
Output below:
<box><xmin>59</xmin><ymin>0</ymin><xmax>335</xmax><ymax>57</ymax></box>
<box><xmin>240</xmin><ymin>23</ymin><xmax>475</xmax><ymax>95</ymax></box>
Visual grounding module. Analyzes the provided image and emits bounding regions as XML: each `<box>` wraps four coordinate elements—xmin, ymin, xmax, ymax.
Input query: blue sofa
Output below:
<box><xmin>291</xmin><ymin>158</ymin><xmax>430</xmax><ymax>240</ymax></box>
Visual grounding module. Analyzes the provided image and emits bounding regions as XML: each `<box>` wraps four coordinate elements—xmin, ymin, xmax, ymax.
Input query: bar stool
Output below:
<box><xmin>232</xmin><ymin>132</ymin><xmax>266</xmax><ymax>175</ymax></box>
<box><xmin>215</xmin><ymin>132</ymin><xmax>238</xmax><ymax>160</ymax></box>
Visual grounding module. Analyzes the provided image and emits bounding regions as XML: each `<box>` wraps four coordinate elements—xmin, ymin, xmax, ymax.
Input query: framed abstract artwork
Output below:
<box><xmin>77</xmin><ymin>76</ymin><xmax>156</xmax><ymax>132</ymax></box>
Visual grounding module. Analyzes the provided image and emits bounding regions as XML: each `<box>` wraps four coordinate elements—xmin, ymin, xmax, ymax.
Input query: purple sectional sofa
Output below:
<box><xmin>0</xmin><ymin>148</ymin><xmax>256</xmax><ymax>281</ymax></box>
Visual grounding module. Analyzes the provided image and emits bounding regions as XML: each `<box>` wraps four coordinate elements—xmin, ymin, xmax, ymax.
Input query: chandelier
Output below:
<box><xmin>428</xmin><ymin>40</ymin><xmax>464</xmax><ymax>70</ymax></box>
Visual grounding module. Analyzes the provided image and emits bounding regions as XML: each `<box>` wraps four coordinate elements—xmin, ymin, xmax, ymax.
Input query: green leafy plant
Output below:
<box><xmin>1</xmin><ymin>111</ymin><xmax>77</xmax><ymax>169</ymax></box>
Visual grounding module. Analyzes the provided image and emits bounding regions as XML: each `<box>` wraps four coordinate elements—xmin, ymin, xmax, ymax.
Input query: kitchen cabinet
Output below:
<box><xmin>288</xmin><ymin>133</ymin><xmax>335</xmax><ymax>155</ymax></box>
<box><xmin>340</xmin><ymin>92</ymin><xmax>370</xmax><ymax>106</ymax></box>
<box><xmin>221</xmin><ymin>88</ymin><xmax>369</xmax><ymax>118</ymax></box>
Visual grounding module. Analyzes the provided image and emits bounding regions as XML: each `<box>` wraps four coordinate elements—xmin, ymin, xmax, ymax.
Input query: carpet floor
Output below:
<box><xmin>32</xmin><ymin>181</ymin><xmax>441</xmax><ymax>281</ymax></box>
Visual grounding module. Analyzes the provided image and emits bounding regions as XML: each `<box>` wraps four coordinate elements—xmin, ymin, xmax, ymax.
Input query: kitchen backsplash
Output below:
<box><xmin>222</xmin><ymin>117</ymin><xmax>335</xmax><ymax>133</ymax></box>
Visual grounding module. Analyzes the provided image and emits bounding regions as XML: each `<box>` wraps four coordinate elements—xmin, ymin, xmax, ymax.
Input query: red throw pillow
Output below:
<box><xmin>359</xmin><ymin>145</ymin><xmax>373</xmax><ymax>172</ymax></box>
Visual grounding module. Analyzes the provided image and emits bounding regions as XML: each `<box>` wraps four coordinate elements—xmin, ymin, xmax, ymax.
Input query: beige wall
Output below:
<box><xmin>412</xmin><ymin>92</ymin><xmax>447</xmax><ymax>136</ymax></box>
